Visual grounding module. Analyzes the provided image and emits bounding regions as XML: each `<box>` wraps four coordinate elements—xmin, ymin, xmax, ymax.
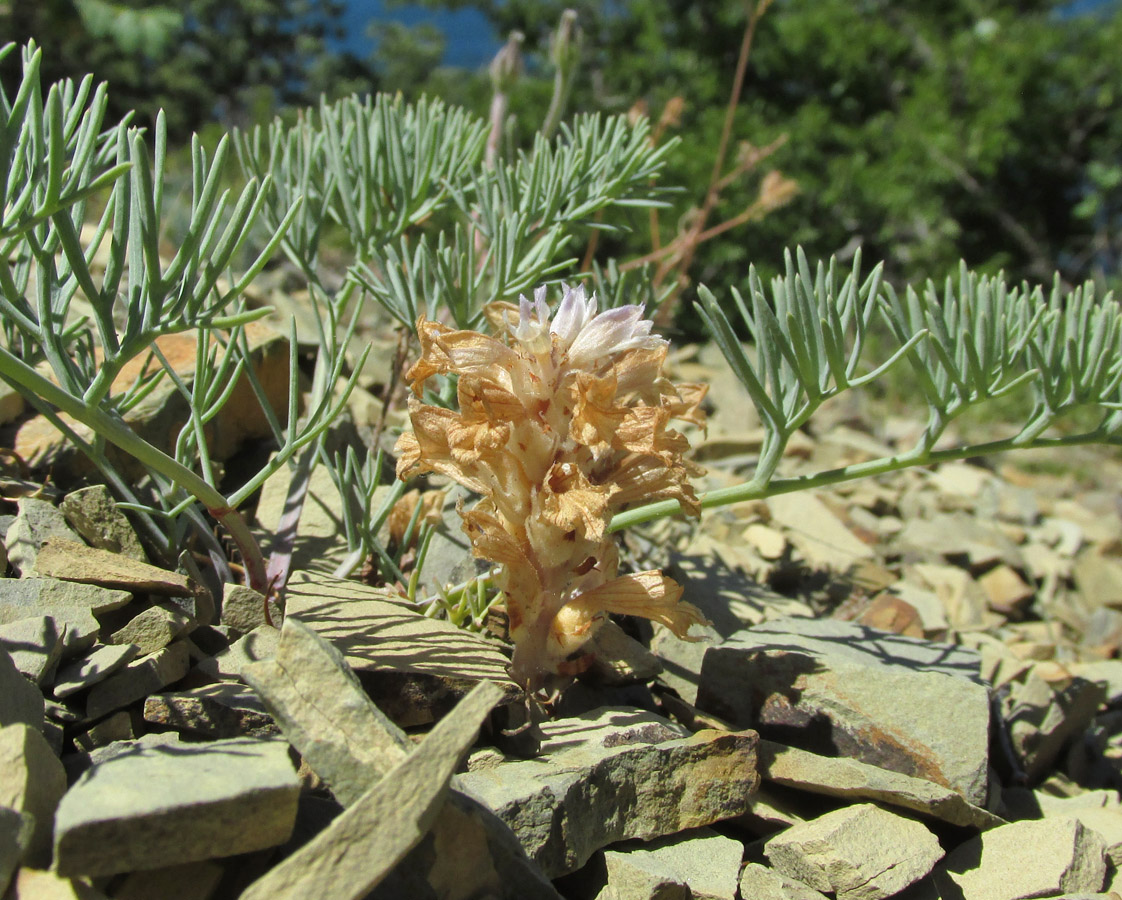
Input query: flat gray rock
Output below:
<box><xmin>0</xmin><ymin>649</ymin><xmax>42</xmax><ymax>731</ymax></box>
<box><xmin>5</xmin><ymin>497</ymin><xmax>83</xmax><ymax>575</ymax></box>
<box><xmin>935</xmin><ymin>817</ymin><xmax>1108</xmax><ymax>899</ymax></box>
<box><xmin>1071</xmin><ymin>659</ymin><xmax>1122</xmax><ymax>706</ymax></box>
<box><xmin>892</xmin><ymin>511</ymin><xmax>1025</xmax><ymax>571</ymax></box>
<box><xmin>109</xmin><ymin>860</ymin><xmax>224</xmax><ymax>900</ymax></box>
<box><xmin>1003</xmin><ymin>673</ymin><xmax>1107</xmax><ymax>781</ymax></box>
<box><xmin>109</xmin><ymin>603</ymin><xmax>195</xmax><ymax>656</ymax></box>
<box><xmin>758</xmin><ymin>740</ymin><xmax>1004</xmax><ymax>829</ymax></box>
<box><xmin>766</xmin><ymin>493</ymin><xmax>876</xmax><ymax>571</ymax></box>
<box><xmin>194</xmin><ymin>625</ymin><xmax>279</xmax><ymax>681</ymax></box>
<box><xmin>242</xmin><ymin>618</ymin><xmax>411</xmax><ymax>805</ymax></box>
<box><xmin>741</xmin><ymin>617</ymin><xmax>985</xmax><ymax>679</ymax></box>
<box><xmin>0</xmin><ymin>805</ymin><xmax>32</xmax><ymax>896</ymax></box>
<box><xmin>87</xmin><ymin>732</ymin><xmax>183</xmax><ymax>767</ymax></box>
<box><xmin>584</xmin><ymin>621</ymin><xmax>663</xmax><ymax>686</ymax></box>
<box><xmin>143</xmin><ymin>684</ymin><xmax>277</xmax><ymax>738</ymax></box>
<box><xmin>32</xmin><ymin>539</ymin><xmax>193</xmax><ymax>597</ymax></box>
<box><xmin>73</xmin><ymin>710</ymin><xmax>134</xmax><ymax>750</ymax></box>
<box><xmin>85</xmin><ymin>642</ymin><xmax>191</xmax><ymax>719</ymax></box>
<box><xmin>5</xmin><ymin>867</ymin><xmax>113</xmax><ymax>899</ymax></box>
<box><xmin>0</xmin><ymin>723</ymin><xmax>67</xmax><ymax>867</ymax></box>
<box><xmin>370</xmin><ymin>788</ymin><xmax>565</xmax><ymax>900</ymax></box>
<box><xmin>60</xmin><ymin>485</ymin><xmax>147</xmax><ymax>562</ymax></box>
<box><xmin>283</xmin><ymin>572</ymin><xmax>513</xmax><ymax>685</ymax></box>
<box><xmin>220</xmin><ymin>583</ymin><xmax>279</xmax><ymax>633</ymax></box>
<box><xmin>53</xmin><ymin>735</ymin><xmax>299</xmax><ymax>877</ymax></box>
<box><xmin>244</xmin><ymin>619</ymin><xmax>560</xmax><ymax>899</ymax></box>
<box><xmin>458</xmin><ymin>707</ymin><xmax>760</xmax><ymax>878</ymax></box>
<box><xmin>0</xmin><ymin>616</ymin><xmax>64</xmax><ymax>685</ymax></box>
<box><xmin>1042</xmin><ymin>804</ymin><xmax>1122</xmax><ymax>868</ymax></box>
<box><xmin>238</xmin><ymin>682</ymin><xmax>502</xmax><ymax>900</ymax></box>
<box><xmin>655</xmin><ymin>553</ymin><xmax>814</xmax><ymax>704</ymax></box>
<box><xmin>0</xmin><ymin>577</ymin><xmax>131</xmax><ymax>655</ymax></box>
<box><xmin>595</xmin><ymin>827</ymin><xmax>743</xmax><ymax>900</ymax></box>
<box><xmin>765</xmin><ymin>803</ymin><xmax>944</xmax><ymax>900</ymax></box>
<box><xmin>52</xmin><ymin>643</ymin><xmax>141</xmax><ymax>698</ymax></box>
<box><xmin>697</xmin><ymin>617</ymin><xmax>991</xmax><ymax>805</ymax></box>
<box><xmin>739</xmin><ymin>863</ymin><xmax>829</xmax><ymax>900</ymax></box>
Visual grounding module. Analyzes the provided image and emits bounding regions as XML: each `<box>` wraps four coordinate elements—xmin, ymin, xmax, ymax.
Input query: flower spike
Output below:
<box><xmin>396</xmin><ymin>285</ymin><xmax>709</xmax><ymax>693</ymax></box>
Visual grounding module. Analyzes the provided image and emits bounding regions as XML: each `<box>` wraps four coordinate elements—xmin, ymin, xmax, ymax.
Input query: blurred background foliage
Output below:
<box><xmin>0</xmin><ymin>0</ymin><xmax>377</xmax><ymax>137</ymax></box>
<box><xmin>3</xmin><ymin>0</ymin><xmax>1119</xmax><ymax>333</ymax></box>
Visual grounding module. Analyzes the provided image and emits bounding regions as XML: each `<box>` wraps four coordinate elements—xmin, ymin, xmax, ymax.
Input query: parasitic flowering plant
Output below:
<box><xmin>396</xmin><ymin>285</ymin><xmax>710</xmax><ymax>693</ymax></box>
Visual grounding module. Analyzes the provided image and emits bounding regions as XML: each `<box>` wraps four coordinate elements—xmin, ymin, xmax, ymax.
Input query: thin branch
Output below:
<box><xmin>610</xmin><ymin>429</ymin><xmax>1122</xmax><ymax>532</ymax></box>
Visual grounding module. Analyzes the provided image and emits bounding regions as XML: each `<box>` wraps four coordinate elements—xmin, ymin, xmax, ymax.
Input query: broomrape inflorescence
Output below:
<box><xmin>395</xmin><ymin>284</ymin><xmax>710</xmax><ymax>693</ymax></box>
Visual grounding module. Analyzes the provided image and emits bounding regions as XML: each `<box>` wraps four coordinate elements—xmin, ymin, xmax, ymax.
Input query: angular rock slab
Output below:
<box><xmin>765</xmin><ymin>803</ymin><xmax>944</xmax><ymax>900</ymax></box>
<box><xmin>108</xmin><ymin>602</ymin><xmax>195</xmax><ymax>655</ymax></box>
<box><xmin>655</xmin><ymin>552</ymin><xmax>814</xmax><ymax>705</ymax></box>
<box><xmin>143</xmin><ymin>684</ymin><xmax>277</xmax><ymax>739</ymax></box>
<box><xmin>0</xmin><ymin>648</ymin><xmax>43</xmax><ymax>731</ymax></box>
<box><xmin>34</xmin><ymin>538</ymin><xmax>192</xmax><ymax>596</ymax></box>
<box><xmin>758</xmin><ymin>740</ymin><xmax>1003</xmax><ymax>829</ymax></box>
<box><xmin>52</xmin><ymin>643</ymin><xmax>140</xmax><ymax>698</ymax></box>
<box><xmin>60</xmin><ymin>484</ymin><xmax>147</xmax><ymax>562</ymax></box>
<box><xmin>934</xmin><ymin>816</ymin><xmax>1108</xmax><ymax>900</ymax></box>
<box><xmin>283</xmin><ymin>570</ymin><xmax>514</xmax><ymax>684</ymax></box>
<box><xmin>284</xmin><ymin>570</ymin><xmax>519</xmax><ymax>726</ymax></box>
<box><xmin>697</xmin><ymin>617</ymin><xmax>991</xmax><ymax>805</ymax></box>
<box><xmin>221</xmin><ymin>583</ymin><xmax>280</xmax><ymax>633</ymax></box>
<box><xmin>239</xmin><ymin>682</ymin><xmax>502</xmax><ymax>900</ymax></box>
<box><xmin>5</xmin><ymin>867</ymin><xmax>111</xmax><ymax>899</ymax></box>
<box><xmin>5</xmin><ymin>497</ymin><xmax>83</xmax><ymax>575</ymax></box>
<box><xmin>73</xmin><ymin>710</ymin><xmax>134</xmax><ymax>750</ymax></box>
<box><xmin>372</xmin><ymin>789</ymin><xmax>565</xmax><ymax>900</ymax></box>
<box><xmin>53</xmin><ymin>735</ymin><xmax>299</xmax><ymax>877</ymax></box>
<box><xmin>0</xmin><ymin>577</ymin><xmax>131</xmax><ymax>654</ymax></box>
<box><xmin>0</xmin><ymin>805</ymin><xmax>33</xmax><ymax>896</ymax></box>
<box><xmin>1003</xmin><ymin>672</ymin><xmax>1107</xmax><ymax>782</ymax></box>
<box><xmin>584</xmin><ymin>620</ymin><xmax>663</xmax><ymax>686</ymax></box>
<box><xmin>766</xmin><ymin>493</ymin><xmax>876</xmax><ymax>571</ymax></box>
<box><xmin>85</xmin><ymin>641</ymin><xmax>190</xmax><ymax>719</ymax></box>
<box><xmin>244</xmin><ymin>619</ymin><xmax>560</xmax><ymax>899</ymax></box>
<box><xmin>0</xmin><ymin>615</ymin><xmax>65</xmax><ymax>685</ymax></box>
<box><xmin>109</xmin><ymin>860</ymin><xmax>224</xmax><ymax>900</ymax></box>
<box><xmin>194</xmin><ymin>625</ymin><xmax>278</xmax><ymax>681</ymax></box>
<box><xmin>0</xmin><ymin>723</ymin><xmax>67</xmax><ymax>865</ymax></box>
<box><xmin>739</xmin><ymin>863</ymin><xmax>828</xmax><ymax>900</ymax></box>
<box><xmin>1039</xmin><ymin>801</ymin><xmax>1122</xmax><ymax>867</ymax></box>
<box><xmin>243</xmin><ymin>618</ymin><xmax>413</xmax><ymax>806</ymax></box>
<box><xmin>595</xmin><ymin>827</ymin><xmax>743</xmax><ymax>900</ymax></box>
<box><xmin>458</xmin><ymin>707</ymin><xmax>760</xmax><ymax>878</ymax></box>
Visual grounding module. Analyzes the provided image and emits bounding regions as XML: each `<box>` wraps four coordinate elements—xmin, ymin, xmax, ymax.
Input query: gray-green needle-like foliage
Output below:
<box><xmin>1</xmin><ymin>30</ymin><xmax>1120</xmax><ymax>616</ymax></box>
<box><xmin>0</xmin><ymin>42</ymin><xmax>356</xmax><ymax>591</ymax></box>
<box><xmin>612</xmin><ymin>249</ymin><xmax>1121</xmax><ymax>531</ymax></box>
<box><xmin>0</xmin><ymin>38</ymin><xmax>677</xmax><ymax>596</ymax></box>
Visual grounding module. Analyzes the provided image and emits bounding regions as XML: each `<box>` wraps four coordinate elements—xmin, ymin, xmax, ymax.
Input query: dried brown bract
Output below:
<box><xmin>396</xmin><ymin>285</ymin><xmax>709</xmax><ymax>693</ymax></box>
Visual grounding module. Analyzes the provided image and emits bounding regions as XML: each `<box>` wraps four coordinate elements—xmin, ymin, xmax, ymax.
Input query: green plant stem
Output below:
<box><xmin>540</xmin><ymin>68</ymin><xmax>572</xmax><ymax>142</ymax></box>
<box><xmin>609</xmin><ymin>429</ymin><xmax>1122</xmax><ymax>532</ymax></box>
<box><xmin>0</xmin><ymin>345</ymin><xmax>268</xmax><ymax>590</ymax></box>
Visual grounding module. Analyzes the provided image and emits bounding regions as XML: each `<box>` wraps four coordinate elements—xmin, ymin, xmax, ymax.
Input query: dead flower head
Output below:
<box><xmin>396</xmin><ymin>284</ymin><xmax>709</xmax><ymax>693</ymax></box>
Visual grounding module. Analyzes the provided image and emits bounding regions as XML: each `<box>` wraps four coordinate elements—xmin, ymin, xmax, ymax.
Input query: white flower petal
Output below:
<box><xmin>568</xmin><ymin>305</ymin><xmax>663</xmax><ymax>366</ymax></box>
<box><xmin>551</xmin><ymin>284</ymin><xmax>593</xmax><ymax>348</ymax></box>
<box><xmin>512</xmin><ymin>291</ymin><xmax>549</xmax><ymax>344</ymax></box>
<box><xmin>532</xmin><ymin>286</ymin><xmax>550</xmax><ymax>324</ymax></box>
